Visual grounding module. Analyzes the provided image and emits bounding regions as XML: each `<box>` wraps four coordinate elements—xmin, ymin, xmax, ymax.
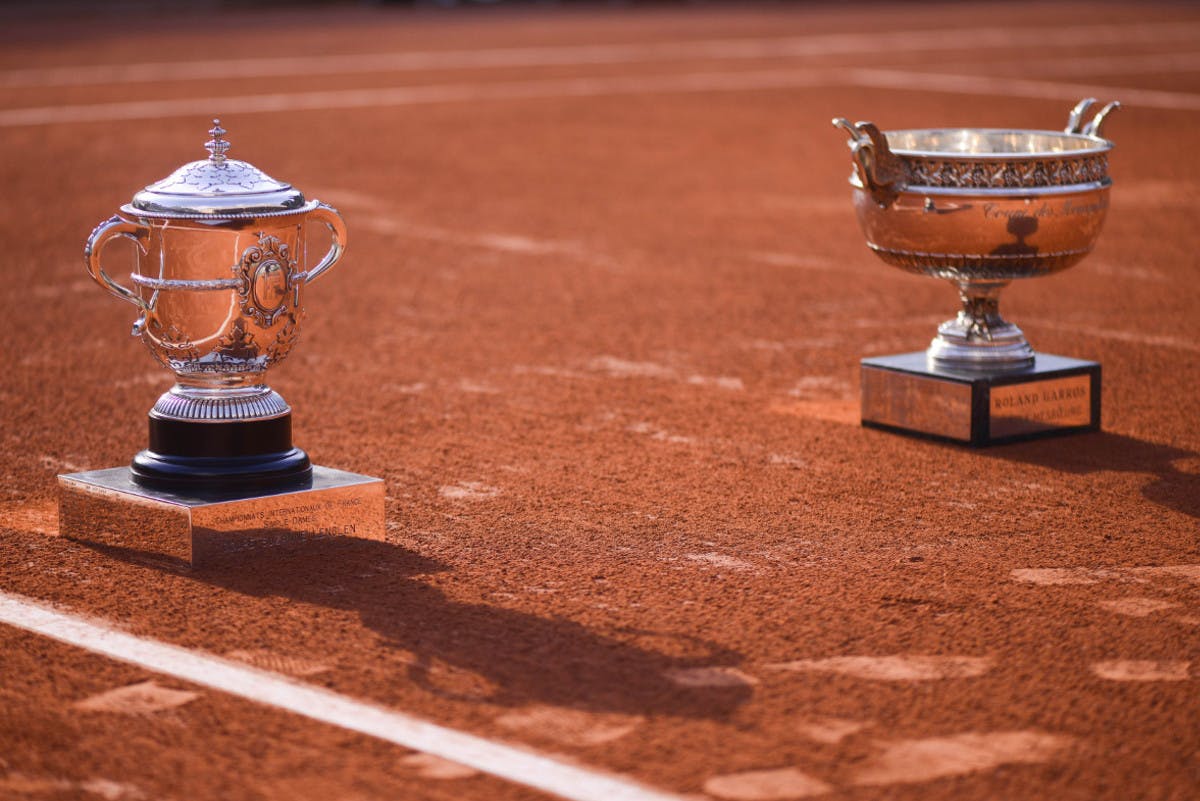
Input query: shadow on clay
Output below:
<box><xmin>87</xmin><ymin>536</ymin><xmax>752</xmax><ymax>721</ymax></box>
<box><xmin>986</xmin><ymin>431</ymin><xmax>1200</xmax><ymax>520</ymax></box>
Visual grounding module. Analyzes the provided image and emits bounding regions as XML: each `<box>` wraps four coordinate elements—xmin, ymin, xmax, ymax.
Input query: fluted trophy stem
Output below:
<box><xmin>152</xmin><ymin>384</ymin><xmax>291</xmax><ymax>422</ymax></box>
<box><xmin>928</xmin><ymin>280</ymin><xmax>1034</xmax><ymax>369</ymax></box>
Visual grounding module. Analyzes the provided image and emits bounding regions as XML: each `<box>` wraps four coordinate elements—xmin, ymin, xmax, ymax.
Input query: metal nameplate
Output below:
<box><xmin>989</xmin><ymin>374</ymin><xmax>1093</xmax><ymax>439</ymax></box>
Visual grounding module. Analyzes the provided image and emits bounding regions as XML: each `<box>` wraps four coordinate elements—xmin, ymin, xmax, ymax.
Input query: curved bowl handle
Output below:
<box><xmin>1065</xmin><ymin>98</ymin><xmax>1120</xmax><ymax>137</ymax></box>
<box><xmin>832</xmin><ymin>117</ymin><xmax>904</xmax><ymax>208</ymax></box>
<box><xmin>1082</xmin><ymin>101</ymin><xmax>1120</xmax><ymax>138</ymax></box>
<box><xmin>1064</xmin><ymin>98</ymin><xmax>1098</xmax><ymax>134</ymax></box>
<box><xmin>833</xmin><ymin>117</ymin><xmax>871</xmax><ymax>184</ymax></box>
<box><xmin>304</xmin><ymin>202</ymin><xmax>347</xmax><ymax>285</ymax></box>
<box><xmin>84</xmin><ymin>215</ymin><xmax>148</xmax><ymax>310</ymax></box>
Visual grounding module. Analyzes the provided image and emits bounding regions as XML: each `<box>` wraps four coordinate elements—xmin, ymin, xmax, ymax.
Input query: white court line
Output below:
<box><xmin>0</xmin><ymin>68</ymin><xmax>838</xmax><ymax>127</ymax></box>
<box><xmin>845</xmin><ymin>68</ymin><xmax>1200</xmax><ymax>111</ymax></box>
<box><xmin>934</xmin><ymin>51</ymin><xmax>1200</xmax><ymax>79</ymax></box>
<box><xmin>4</xmin><ymin>56</ymin><xmax>1200</xmax><ymax>128</ymax></box>
<box><xmin>356</xmin><ymin>213</ymin><xmax>594</xmax><ymax>258</ymax></box>
<box><xmin>3</xmin><ymin>20</ymin><xmax>1200</xmax><ymax>88</ymax></box>
<box><xmin>1024</xmin><ymin>320</ymin><xmax>1200</xmax><ymax>354</ymax></box>
<box><xmin>0</xmin><ymin>591</ymin><xmax>689</xmax><ymax>801</ymax></box>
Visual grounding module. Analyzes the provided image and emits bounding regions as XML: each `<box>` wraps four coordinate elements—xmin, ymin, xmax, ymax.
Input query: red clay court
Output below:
<box><xmin>0</xmin><ymin>2</ymin><xmax>1198</xmax><ymax>799</ymax></box>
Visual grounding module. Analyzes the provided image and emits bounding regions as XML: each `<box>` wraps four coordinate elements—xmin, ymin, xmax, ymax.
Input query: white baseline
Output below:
<box><xmin>0</xmin><ymin>68</ymin><xmax>837</xmax><ymax>127</ymax></box>
<box><xmin>3</xmin><ymin>64</ymin><xmax>1200</xmax><ymax>129</ymax></box>
<box><xmin>0</xmin><ymin>591</ymin><xmax>689</xmax><ymax>801</ymax></box>
<box><xmin>845</xmin><ymin>68</ymin><xmax>1200</xmax><ymax>112</ymax></box>
<box><xmin>2</xmin><ymin>20</ymin><xmax>1199</xmax><ymax>88</ymax></box>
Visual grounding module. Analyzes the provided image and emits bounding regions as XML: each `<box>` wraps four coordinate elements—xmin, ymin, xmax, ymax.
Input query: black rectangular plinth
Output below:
<box><xmin>861</xmin><ymin>352</ymin><xmax>1100</xmax><ymax>446</ymax></box>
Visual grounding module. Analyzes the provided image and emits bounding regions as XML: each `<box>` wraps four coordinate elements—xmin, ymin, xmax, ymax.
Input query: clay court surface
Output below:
<box><xmin>1</xmin><ymin>1</ymin><xmax>1199</xmax><ymax>798</ymax></box>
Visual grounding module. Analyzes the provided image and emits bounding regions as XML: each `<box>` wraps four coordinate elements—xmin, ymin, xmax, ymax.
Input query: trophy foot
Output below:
<box><xmin>928</xmin><ymin>321</ymin><xmax>1035</xmax><ymax>368</ymax></box>
<box><xmin>152</xmin><ymin>384</ymin><xmax>290</xmax><ymax>421</ymax></box>
<box><xmin>131</xmin><ymin>412</ymin><xmax>312</xmax><ymax>491</ymax></box>
<box><xmin>927</xmin><ymin>281</ymin><xmax>1035</xmax><ymax>370</ymax></box>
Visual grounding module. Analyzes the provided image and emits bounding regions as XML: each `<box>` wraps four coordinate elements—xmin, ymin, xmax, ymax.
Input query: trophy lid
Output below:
<box><xmin>127</xmin><ymin>120</ymin><xmax>313</xmax><ymax>218</ymax></box>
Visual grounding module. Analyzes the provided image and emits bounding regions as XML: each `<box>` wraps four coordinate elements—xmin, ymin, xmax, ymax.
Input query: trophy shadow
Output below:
<box><xmin>985</xmin><ymin>431</ymin><xmax>1200</xmax><ymax>520</ymax></box>
<box><xmin>85</xmin><ymin>535</ymin><xmax>753</xmax><ymax>721</ymax></box>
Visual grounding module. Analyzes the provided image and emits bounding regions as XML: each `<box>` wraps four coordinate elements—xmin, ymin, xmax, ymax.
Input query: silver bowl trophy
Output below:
<box><xmin>59</xmin><ymin>121</ymin><xmax>384</xmax><ymax>567</ymax></box>
<box><xmin>834</xmin><ymin>99</ymin><xmax>1118</xmax><ymax>446</ymax></box>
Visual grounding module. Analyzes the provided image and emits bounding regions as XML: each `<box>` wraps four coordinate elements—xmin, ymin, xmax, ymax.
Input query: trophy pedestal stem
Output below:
<box><xmin>131</xmin><ymin>412</ymin><xmax>312</xmax><ymax>491</ymax></box>
<box><xmin>152</xmin><ymin>384</ymin><xmax>290</xmax><ymax>421</ymax></box>
<box><xmin>861</xmin><ymin>352</ymin><xmax>1100</xmax><ymax>446</ymax></box>
<box><xmin>927</xmin><ymin>281</ymin><xmax>1035</xmax><ymax>369</ymax></box>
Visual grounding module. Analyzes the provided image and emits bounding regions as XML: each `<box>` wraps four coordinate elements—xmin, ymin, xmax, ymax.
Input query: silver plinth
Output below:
<box><xmin>59</xmin><ymin>467</ymin><xmax>385</xmax><ymax>568</ymax></box>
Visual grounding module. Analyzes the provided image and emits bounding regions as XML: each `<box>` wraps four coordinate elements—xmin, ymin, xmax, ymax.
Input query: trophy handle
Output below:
<box><xmin>303</xmin><ymin>202</ymin><xmax>347</xmax><ymax>284</ymax></box>
<box><xmin>84</xmin><ymin>215</ymin><xmax>149</xmax><ymax>311</ymax></box>
<box><xmin>1082</xmin><ymin>101</ymin><xmax>1120</xmax><ymax>137</ymax></box>
<box><xmin>832</xmin><ymin>118</ymin><xmax>905</xmax><ymax>208</ymax></box>
<box><xmin>1065</xmin><ymin>98</ymin><xmax>1120</xmax><ymax>137</ymax></box>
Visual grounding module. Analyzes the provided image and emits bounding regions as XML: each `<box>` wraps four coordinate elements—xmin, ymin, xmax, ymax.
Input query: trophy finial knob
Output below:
<box><xmin>205</xmin><ymin>118</ymin><xmax>230</xmax><ymax>165</ymax></box>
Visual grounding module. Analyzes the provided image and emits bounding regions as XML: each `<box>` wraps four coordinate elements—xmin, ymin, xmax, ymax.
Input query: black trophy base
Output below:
<box><xmin>861</xmin><ymin>352</ymin><xmax>1100</xmax><ymax>447</ymax></box>
<box><xmin>131</xmin><ymin>412</ymin><xmax>312</xmax><ymax>492</ymax></box>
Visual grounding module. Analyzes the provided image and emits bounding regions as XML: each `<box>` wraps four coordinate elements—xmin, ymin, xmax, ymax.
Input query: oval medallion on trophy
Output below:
<box><xmin>252</xmin><ymin>258</ymin><xmax>288</xmax><ymax>318</ymax></box>
<box><xmin>237</xmin><ymin>233</ymin><xmax>297</xmax><ymax>327</ymax></box>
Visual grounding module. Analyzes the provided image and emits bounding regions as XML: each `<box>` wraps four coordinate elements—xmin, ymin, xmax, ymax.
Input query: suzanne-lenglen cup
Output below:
<box><xmin>832</xmin><ymin>98</ymin><xmax>1119</xmax><ymax>369</ymax></box>
<box><xmin>83</xmin><ymin>120</ymin><xmax>347</xmax><ymax>489</ymax></box>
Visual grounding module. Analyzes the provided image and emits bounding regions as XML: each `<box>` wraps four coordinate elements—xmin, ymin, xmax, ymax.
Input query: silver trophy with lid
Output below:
<box><xmin>83</xmin><ymin>120</ymin><xmax>345</xmax><ymax>487</ymax></box>
<box><xmin>61</xmin><ymin>121</ymin><xmax>383</xmax><ymax>566</ymax></box>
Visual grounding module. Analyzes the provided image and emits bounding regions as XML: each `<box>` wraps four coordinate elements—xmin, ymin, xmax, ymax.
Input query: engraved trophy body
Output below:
<box><xmin>61</xmin><ymin>121</ymin><xmax>384</xmax><ymax>566</ymax></box>
<box><xmin>834</xmin><ymin>99</ymin><xmax>1118</xmax><ymax>445</ymax></box>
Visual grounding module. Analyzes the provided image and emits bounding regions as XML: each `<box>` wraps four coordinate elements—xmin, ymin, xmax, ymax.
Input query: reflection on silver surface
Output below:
<box><xmin>885</xmin><ymin>129</ymin><xmax>1109</xmax><ymax>156</ymax></box>
<box><xmin>59</xmin><ymin>466</ymin><xmax>386</xmax><ymax>568</ymax></box>
<box><xmin>83</xmin><ymin>121</ymin><xmax>347</xmax><ymax>421</ymax></box>
<box><xmin>834</xmin><ymin>99</ymin><xmax>1119</xmax><ymax>369</ymax></box>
